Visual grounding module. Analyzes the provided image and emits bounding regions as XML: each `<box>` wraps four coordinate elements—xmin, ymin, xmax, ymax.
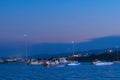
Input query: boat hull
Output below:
<box><xmin>93</xmin><ymin>62</ymin><xmax>114</xmax><ymax>66</ymax></box>
<box><xmin>68</xmin><ymin>63</ymin><xmax>80</xmax><ymax>66</ymax></box>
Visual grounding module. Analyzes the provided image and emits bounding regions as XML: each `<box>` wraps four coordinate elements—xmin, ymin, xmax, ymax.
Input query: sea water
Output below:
<box><xmin>0</xmin><ymin>63</ymin><xmax>120</xmax><ymax>80</ymax></box>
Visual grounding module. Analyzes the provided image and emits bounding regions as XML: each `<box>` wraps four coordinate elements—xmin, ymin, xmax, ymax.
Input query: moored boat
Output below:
<box><xmin>92</xmin><ymin>60</ymin><xmax>114</xmax><ymax>66</ymax></box>
<box><xmin>27</xmin><ymin>59</ymin><xmax>43</xmax><ymax>65</ymax></box>
<box><xmin>68</xmin><ymin>61</ymin><xmax>80</xmax><ymax>66</ymax></box>
<box><xmin>0</xmin><ymin>59</ymin><xmax>4</xmax><ymax>64</ymax></box>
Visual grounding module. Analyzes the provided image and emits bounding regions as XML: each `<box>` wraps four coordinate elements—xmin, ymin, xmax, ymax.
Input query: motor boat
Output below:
<box><xmin>92</xmin><ymin>60</ymin><xmax>114</xmax><ymax>66</ymax></box>
<box><xmin>68</xmin><ymin>61</ymin><xmax>80</xmax><ymax>66</ymax></box>
<box><xmin>114</xmin><ymin>61</ymin><xmax>120</xmax><ymax>63</ymax></box>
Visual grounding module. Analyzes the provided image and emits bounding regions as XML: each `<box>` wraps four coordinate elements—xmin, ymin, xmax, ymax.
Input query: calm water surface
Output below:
<box><xmin>0</xmin><ymin>63</ymin><xmax>120</xmax><ymax>80</ymax></box>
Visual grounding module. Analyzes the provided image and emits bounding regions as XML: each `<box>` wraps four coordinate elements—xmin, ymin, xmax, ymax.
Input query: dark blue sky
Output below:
<box><xmin>0</xmin><ymin>0</ymin><xmax>120</xmax><ymax>44</ymax></box>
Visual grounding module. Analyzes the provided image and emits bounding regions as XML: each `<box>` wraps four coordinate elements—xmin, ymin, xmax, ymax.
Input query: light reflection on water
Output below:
<box><xmin>0</xmin><ymin>63</ymin><xmax>120</xmax><ymax>80</ymax></box>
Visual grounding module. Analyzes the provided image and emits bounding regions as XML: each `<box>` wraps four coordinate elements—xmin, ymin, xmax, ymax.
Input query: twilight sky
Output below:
<box><xmin>0</xmin><ymin>0</ymin><xmax>120</xmax><ymax>44</ymax></box>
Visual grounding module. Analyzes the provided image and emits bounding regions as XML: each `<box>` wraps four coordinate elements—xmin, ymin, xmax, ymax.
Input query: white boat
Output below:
<box><xmin>55</xmin><ymin>62</ymin><xmax>67</xmax><ymax>67</ymax></box>
<box><xmin>92</xmin><ymin>61</ymin><xmax>114</xmax><ymax>66</ymax></box>
<box><xmin>44</xmin><ymin>61</ymin><xmax>67</xmax><ymax>67</ymax></box>
<box><xmin>27</xmin><ymin>59</ymin><xmax>43</xmax><ymax>65</ymax></box>
<box><xmin>68</xmin><ymin>61</ymin><xmax>80</xmax><ymax>66</ymax></box>
<box><xmin>114</xmin><ymin>61</ymin><xmax>120</xmax><ymax>63</ymax></box>
<box><xmin>67</xmin><ymin>41</ymin><xmax>80</xmax><ymax>66</ymax></box>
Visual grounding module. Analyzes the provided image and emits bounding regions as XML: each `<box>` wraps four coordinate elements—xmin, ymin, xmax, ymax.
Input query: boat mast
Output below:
<box><xmin>116</xmin><ymin>45</ymin><xmax>118</xmax><ymax>61</ymax></box>
<box><xmin>24</xmin><ymin>34</ymin><xmax>28</xmax><ymax>61</ymax></box>
<box><xmin>72</xmin><ymin>41</ymin><xmax>75</xmax><ymax>55</ymax></box>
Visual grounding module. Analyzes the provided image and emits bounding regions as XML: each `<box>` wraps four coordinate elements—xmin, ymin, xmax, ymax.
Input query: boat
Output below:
<box><xmin>114</xmin><ymin>61</ymin><xmax>120</xmax><ymax>63</ymax></box>
<box><xmin>6</xmin><ymin>58</ymin><xmax>17</xmax><ymax>62</ymax></box>
<box><xmin>55</xmin><ymin>62</ymin><xmax>67</xmax><ymax>67</ymax></box>
<box><xmin>0</xmin><ymin>59</ymin><xmax>5</xmax><ymax>64</ymax></box>
<box><xmin>27</xmin><ymin>59</ymin><xmax>43</xmax><ymax>65</ymax></box>
<box><xmin>92</xmin><ymin>60</ymin><xmax>114</xmax><ymax>66</ymax></box>
<box><xmin>68</xmin><ymin>61</ymin><xmax>80</xmax><ymax>66</ymax></box>
<box><xmin>67</xmin><ymin>41</ymin><xmax>80</xmax><ymax>66</ymax></box>
<box><xmin>43</xmin><ymin>58</ymin><xmax>68</xmax><ymax>67</ymax></box>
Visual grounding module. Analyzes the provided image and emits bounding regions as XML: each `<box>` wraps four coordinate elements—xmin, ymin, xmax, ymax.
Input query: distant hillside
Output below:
<box><xmin>70</xmin><ymin>51</ymin><xmax>120</xmax><ymax>62</ymax></box>
<box><xmin>0</xmin><ymin>36</ymin><xmax>120</xmax><ymax>58</ymax></box>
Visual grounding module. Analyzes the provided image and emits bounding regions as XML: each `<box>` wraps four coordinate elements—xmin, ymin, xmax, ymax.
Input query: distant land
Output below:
<box><xmin>0</xmin><ymin>36</ymin><xmax>120</xmax><ymax>58</ymax></box>
<box><xmin>68</xmin><ymin>51</ymin><xmax>120</xmax><ymax>62</ymax></box>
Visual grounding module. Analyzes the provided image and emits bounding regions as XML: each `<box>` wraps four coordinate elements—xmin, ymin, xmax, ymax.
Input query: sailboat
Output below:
<box><xmin>67</xmin><ymin>41</ymin><xmax>80</xmax><ymax>66</ymax></box>
<box><xmin>24</xmin><ymin>34</ymin><xmax>43</xmax><ymax>65</ymax></box>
